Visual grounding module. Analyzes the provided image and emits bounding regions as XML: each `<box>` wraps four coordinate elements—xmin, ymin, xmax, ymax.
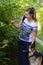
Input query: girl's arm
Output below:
<box><xmin>31</xmin><ymin>30</ymin><xmax>37</xmax><ymax>44</ymax></box>
<box><xmin>11</xmin><ymin>20</ymin><xmax>22</xmax><ymax>28</ymax></box>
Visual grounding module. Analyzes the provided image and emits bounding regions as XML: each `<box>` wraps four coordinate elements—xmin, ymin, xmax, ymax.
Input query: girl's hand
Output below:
<box><xmin>9</xmin><ymin>19</ymin><xmax>22</xmax><ymax>28</ymax></box>
<box><xmin>8</xmin><ymin>21</ymin><xmax>14</xmax><ymax>26</ymax></box>
<box><xmin>31</xmin><ymin>43</ymin><xmax>35</xmax><ymax>48</ymax></box>
<box><xmin>10</xmin><ymin>20</ymin><xmax>14</xmax><ymax>25</ymax></box>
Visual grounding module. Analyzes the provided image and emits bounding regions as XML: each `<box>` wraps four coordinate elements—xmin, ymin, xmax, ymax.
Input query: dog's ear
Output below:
<box><xmin>31</xmin><ymin>44</ymin><xmax>35</xmax><ymax>49</ymax></box>
<box><xmin>29</xmin><ymin>45</ymin><xmax>31</xmax><ymax>48</ymax></box>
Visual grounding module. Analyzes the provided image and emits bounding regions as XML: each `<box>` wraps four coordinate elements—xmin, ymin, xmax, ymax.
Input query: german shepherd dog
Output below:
<box><xmin>23</xmin><ymin>44</ymin><xmax>43</xmax><ymax>65</ymax></box>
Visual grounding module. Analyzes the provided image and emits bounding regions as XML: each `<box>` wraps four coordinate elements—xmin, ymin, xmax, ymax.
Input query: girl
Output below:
<box><xmin>11</xmin><ymin>7</ymin><xmax>38</xmax><ymax>65</ymax></box>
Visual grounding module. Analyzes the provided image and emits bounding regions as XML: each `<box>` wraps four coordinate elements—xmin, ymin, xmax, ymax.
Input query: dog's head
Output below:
<box><xmin>28</xmin><ymin>45</ymin><xmax>36</xmax><ymax>57</ymax></box>
<box><xmin>22</xmin><ymin>44</ymin><xmax>36</xmax><ymax>57</ymax></box>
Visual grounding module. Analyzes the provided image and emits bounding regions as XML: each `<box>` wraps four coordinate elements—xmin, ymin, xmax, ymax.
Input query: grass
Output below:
<box><xmin>37</xmin><ymin>30</ymin><xmax>43</xmax><ymax>40</ymax></box>
<box><xmin>35</xmin><ymin>42</ymin><xmax>43</xmax><ymax>51</ymax></box>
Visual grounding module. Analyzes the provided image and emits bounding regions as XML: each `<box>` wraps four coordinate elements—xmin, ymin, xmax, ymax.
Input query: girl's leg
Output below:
<box><xmin>18</xmin><ymin>40</ymin><xmax>30</xmax><ymax>65</ymax></box>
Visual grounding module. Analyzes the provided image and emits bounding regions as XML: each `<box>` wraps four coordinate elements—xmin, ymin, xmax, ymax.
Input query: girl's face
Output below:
<box><xmin>25</xmin><ymin>11</ymin><xmax>32</xmax><ymax>20</ymax></box>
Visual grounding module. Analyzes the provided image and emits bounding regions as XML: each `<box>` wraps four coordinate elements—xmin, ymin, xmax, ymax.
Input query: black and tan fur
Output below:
<box><xmin>23</xmin><ymin>45</ymin><xmax>43</xmax><ymax>65</ymax></box>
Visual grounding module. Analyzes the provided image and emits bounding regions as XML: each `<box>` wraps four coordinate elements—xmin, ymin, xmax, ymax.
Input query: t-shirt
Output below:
<box><xmin>19</xmin><ymin>18</ymin><xmax>38</xmax><ymax>42</ymax></box>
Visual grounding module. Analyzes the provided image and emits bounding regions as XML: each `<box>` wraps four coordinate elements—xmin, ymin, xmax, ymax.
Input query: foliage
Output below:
<box><xmin>0</xmin><ymin>0</ymin><xmax>43</xmax><ymax>65</ymax></box>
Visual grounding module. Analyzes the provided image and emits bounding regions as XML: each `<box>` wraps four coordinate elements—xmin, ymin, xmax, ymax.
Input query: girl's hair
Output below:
<box><xmin>25</xmin><ymin>7</ymin><xmax>37</xmax><ymax>22</ymax></box>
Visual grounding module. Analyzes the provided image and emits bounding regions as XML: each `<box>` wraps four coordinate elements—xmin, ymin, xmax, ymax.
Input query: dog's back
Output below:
<box><xmin>40</xmin><ymin>51</ymin><xmax>43</xmax><ymax>65</ymax></box>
